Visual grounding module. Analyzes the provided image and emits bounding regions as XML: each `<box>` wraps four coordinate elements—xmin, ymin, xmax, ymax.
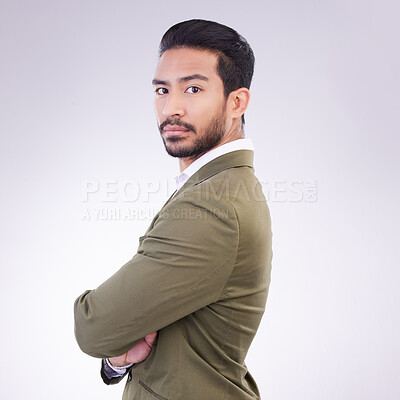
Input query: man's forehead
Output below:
<box><xmin>153</xmin><ymin>48</ymin><xmax>219</xmax><ymax>82</ymax></box>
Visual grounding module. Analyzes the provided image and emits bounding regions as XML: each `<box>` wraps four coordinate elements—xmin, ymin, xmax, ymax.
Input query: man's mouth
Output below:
<box><xmin>163</xmin><ymin>125</ymin><xmax>191</xmax><ymax>138</ymax></box>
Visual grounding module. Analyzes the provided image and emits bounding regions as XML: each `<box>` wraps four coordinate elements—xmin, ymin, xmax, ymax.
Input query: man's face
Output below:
<box><xmin>153</xmin><ymin>48</ymin><xmax>228</xmax><ymax>159</ymax></box>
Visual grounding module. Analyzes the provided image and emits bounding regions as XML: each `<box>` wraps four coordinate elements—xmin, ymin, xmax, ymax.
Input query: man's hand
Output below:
<box><xmin>108</xmin><ymin>332</ymin><xmax>158</xmax><ymax>367</ymax></box>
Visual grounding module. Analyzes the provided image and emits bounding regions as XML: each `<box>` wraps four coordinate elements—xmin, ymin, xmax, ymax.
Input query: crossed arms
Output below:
<box><xmin>74</xmin><ymin>195</ymin><xmax>238</xmax><ymax>359</ymax></box>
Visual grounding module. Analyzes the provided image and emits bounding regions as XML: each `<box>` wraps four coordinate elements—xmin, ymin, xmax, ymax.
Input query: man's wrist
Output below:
<box><xmin>108</xmin><ymin>358</ymin><xmax>128</xmax><ymax>368</ymax></box>
<box><xmin>106</xmin><ymin>357</ymin><xmax>134</xmax><ymax>370</ymax></box>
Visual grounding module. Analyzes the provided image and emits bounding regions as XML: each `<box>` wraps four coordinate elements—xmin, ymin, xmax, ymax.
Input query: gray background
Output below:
<box><xmin>0</xmin><ymin>0</ymin><xmax>399</xmax><ymax>399</ymax></box>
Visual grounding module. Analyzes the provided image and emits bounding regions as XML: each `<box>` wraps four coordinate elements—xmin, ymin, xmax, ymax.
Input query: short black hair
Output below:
<box><xmin>159</xmin><ymin>19</ymin><xmax>255</xmax><ymax>125</ymax></box>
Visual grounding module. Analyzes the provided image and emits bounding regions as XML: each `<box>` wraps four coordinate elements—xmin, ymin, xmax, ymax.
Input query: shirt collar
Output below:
<box><xmin>174</xmin><ymin>138</ymin><xmax>254</xmax><ymax>190</ymax></box>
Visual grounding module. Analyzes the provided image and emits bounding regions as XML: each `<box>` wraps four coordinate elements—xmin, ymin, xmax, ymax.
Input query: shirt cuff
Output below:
<box><xmin>102</xmin><ymin>358</ymin><xmax>134</xmax><ymax>379</ymax></box>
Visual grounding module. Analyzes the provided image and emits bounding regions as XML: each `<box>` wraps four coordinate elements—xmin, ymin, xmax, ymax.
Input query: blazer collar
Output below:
<box><xmin>177</xmin><ymin>149</ymin><xmax>254</xmax><ymax>193</ymax></box>
<box><xmin>160</xmin><ymin>150</ymin><xmax>254</xmax><ymax>209</ymax></box>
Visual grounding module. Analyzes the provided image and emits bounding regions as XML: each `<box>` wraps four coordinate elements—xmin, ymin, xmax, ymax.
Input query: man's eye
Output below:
<box><xmin>186</xmin><ymin>86</ymin><xmax>201</xmax><ymax>94</ymax></box>
<box><xmin>155</xmin><ymin>88</ymin><xmax>168</xmax><ymax>95</ymax></box>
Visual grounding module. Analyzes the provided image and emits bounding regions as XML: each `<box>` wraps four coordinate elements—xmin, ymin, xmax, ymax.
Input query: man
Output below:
<box><xmin>74</xmin><ymin>19</ymin><xmax>272</xmax><ymax>400</ymax></box>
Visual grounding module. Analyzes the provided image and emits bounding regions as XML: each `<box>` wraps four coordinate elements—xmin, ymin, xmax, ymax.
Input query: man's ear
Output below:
<box><xmin>229</xmin><ymin>88</ymin><xmax>251</xmax><ymax>119</ymax></box>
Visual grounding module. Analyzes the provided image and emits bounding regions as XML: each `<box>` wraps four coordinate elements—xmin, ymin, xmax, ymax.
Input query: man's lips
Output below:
<box><xmin>163</xmin><ymin>125</ymin><xmax>191</xmax><ymax>138</ymax></box>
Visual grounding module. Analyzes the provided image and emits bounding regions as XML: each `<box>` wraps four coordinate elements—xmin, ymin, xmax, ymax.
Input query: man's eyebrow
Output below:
<box><xmin>178</xmin><ymin>74</ymin><xmax>209</xmax><ymax>83</ymax></box>
<box><xmin>152</xmin><ymin>74</ymin><xmax>209</xmax><ymax>86</ymax></box>
<box><xmin>152</xmin><ymin>78</ymin><xmax>168</xmax><ymax>86</ymax></box>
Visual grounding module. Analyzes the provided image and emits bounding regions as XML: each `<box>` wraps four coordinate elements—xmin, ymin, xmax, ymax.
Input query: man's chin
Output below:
<box><xmin>162</xmin><ymin>137</ymin><xmax>192</xmax><ymax>158</ymax></box>
<box><xmin>165</xmin><ymin>145</ymin><xmax>195</xmax><ymax>158</ymax></box>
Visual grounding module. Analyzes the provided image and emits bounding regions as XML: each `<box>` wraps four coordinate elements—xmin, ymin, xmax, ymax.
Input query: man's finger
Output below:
<box><xmin>144</xmin><ymin>331</ymin><xmax>158</xmax><ymax>348</ymax></box>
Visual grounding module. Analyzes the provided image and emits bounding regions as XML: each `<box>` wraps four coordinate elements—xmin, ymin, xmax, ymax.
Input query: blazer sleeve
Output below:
<box><xmin>74</xmin><ymin>194</ymin><xmax>239</xmax><ymax>359</ymax></box>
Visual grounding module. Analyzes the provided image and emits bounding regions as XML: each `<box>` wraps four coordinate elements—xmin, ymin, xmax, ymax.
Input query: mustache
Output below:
<box><xmin>159</xmin><ymin>118</ymin><xmax>196</xmax><ymax>134</ymax></box>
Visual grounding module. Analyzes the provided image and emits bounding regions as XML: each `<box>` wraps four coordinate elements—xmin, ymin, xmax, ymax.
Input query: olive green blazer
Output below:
<box><xmin>74</xmin><ymin>150</ymin><xmax>273</xmax><ymax>399</ymax></box>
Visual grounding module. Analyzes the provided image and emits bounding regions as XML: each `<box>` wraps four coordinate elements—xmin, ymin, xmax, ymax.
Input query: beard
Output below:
<box><xmin>159</xmin><ymin>107</ymin><xmax>226</xmax><ymax>159</ymax></box>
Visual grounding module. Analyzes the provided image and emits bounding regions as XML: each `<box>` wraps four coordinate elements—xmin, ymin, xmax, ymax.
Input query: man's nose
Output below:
<box><xmin>162</xmin><ymin>92</ymin><xmax>185</xmax><ymax>117</ymax></box>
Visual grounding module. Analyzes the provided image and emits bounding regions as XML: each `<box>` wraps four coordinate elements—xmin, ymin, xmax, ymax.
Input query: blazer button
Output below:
<box><xmin>127</xmin><ymin>371</ymin><xmax>132</xmax><ymax>382</ymax></box>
